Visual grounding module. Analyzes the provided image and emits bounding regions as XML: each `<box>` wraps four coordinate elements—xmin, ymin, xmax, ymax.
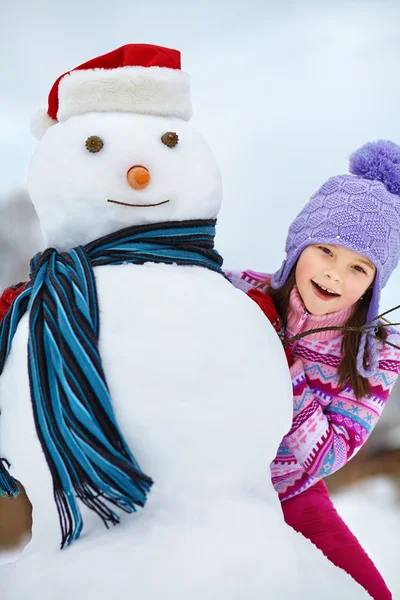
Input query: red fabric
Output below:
<box><xmin>282</xmin><ymin>481</ymin><xmax>392</xmax><ymax>599</ymax></box>
<box><xmin>47</xmin><ymin>44</ymin><xmax>181</xmax><ymax>120</ymax></box>
<box><xmin>247</xmin><ymin>288</ymin><xmax>293</xmax><ymax>366</ymax></box>
<box><xmin>0</xmin><ymin>283</ymin><xmax>26</xmax><ymax>324</ymax></box>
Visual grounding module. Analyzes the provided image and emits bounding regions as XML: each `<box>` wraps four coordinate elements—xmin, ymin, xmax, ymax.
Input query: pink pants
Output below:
<box><xmin>281</xmin><ymin>481</ymin><xmax>391</xmax><ymax>599</ymax></box>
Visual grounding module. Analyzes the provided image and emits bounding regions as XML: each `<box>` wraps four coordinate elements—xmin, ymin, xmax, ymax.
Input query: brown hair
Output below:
<box><xmin>262</xmin><ymin>267</ymin><xmax>387</xmax><ymax>400</ymax></box>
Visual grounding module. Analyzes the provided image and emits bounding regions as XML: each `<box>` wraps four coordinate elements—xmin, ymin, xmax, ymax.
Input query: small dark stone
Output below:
<box><xmin>161</xmin><ymin>132</ymin><xmax>179</xmax><ymax>148</ymax></box>
<box><xmin>85</xmin><ymin>136</ymin><xmax>104</xmax><ymax>153</ymax></box>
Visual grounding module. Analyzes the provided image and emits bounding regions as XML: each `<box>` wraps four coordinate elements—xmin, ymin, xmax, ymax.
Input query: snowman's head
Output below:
<box><xmin>27</xmin><ymin>44</ymin><xmax>222</xmax><ymax>250</ymax></box>
<box><xmin>28</xmin><ymin>112</ymin><xmax>221</xmax><ymax>250</ymax></box>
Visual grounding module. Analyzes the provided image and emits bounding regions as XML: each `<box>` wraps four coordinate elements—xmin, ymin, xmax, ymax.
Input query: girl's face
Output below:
<box><xmin>295</xmin><ymin>244</ymin><xmax>376</xmax><ymax>316</ymax></box>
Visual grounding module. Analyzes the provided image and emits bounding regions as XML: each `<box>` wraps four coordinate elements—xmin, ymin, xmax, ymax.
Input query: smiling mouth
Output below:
<box><xmin>311</xmin><ymin>280</ymin><xmax>341</xmax><ymax>297</ymax></box>
<box><xmin>107</xmin><ymin>199</ymin><xmax>170</xmax><ymax>208</ymax></box>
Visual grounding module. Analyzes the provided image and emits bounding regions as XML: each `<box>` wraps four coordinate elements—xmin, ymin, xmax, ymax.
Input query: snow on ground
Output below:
<box><xmin>0</xmin><ymin>545</ymin><xmax>25</xmax><ymax>567</ymax></box>
<box><xmin>333</xmin><ymin>476</ymin><xmax>400</xmax><ymax>598</ymax></box>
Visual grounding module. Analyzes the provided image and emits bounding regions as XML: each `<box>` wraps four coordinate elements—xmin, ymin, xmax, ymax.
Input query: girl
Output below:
<box><xmin>228</xmin><ymin>139</ymin><xmax>400</xmax><ymax>599</ymax></box>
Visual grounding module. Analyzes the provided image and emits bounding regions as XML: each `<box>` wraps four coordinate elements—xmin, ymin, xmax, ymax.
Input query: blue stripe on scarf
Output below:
<box><xmin>0</xmin><ymin>219</ymin><xmax>224</xmax><ymax>548</ymax></box>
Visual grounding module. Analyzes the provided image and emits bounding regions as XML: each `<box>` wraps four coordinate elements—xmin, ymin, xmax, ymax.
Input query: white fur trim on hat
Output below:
<box><xmin>30</xmin><ymin>109</ymin><xmax>57</xmax><ymax>140</ymax></box>
<box><xmin>57</xmin><ymin>65</ymin><xmax>192</xmax><ymax>123</ymax></box>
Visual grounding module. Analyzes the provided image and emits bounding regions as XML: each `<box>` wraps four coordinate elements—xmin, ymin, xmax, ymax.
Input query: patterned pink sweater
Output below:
<box><xmin>227</xmin><ymin>269</ymin><xmax>400</xmax><ymax>501</ymax></box>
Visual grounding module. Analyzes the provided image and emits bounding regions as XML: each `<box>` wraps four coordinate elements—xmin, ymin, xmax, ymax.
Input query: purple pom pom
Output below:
<box><xmin>349</xmin><ymin>139</ymin><xmax>400</xmax><ymax>196</ymax></box>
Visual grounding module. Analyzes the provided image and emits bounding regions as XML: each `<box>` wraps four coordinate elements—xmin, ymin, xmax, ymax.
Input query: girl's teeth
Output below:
<box><xmin>314</xmin><ymin>282</ymin><xmax>338</xmax><ymax>295</ymax></box>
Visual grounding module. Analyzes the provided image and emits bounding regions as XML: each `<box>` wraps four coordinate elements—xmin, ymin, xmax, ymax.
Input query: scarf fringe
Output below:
<box><xmin>0</xmin><ymin>458</ymin><xmax>19</xmax><ymax>498</ymax></box>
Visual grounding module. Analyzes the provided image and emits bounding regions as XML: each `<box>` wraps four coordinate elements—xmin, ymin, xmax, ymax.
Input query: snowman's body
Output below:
<box><xmin>0</xmin><ymin>105</ymin><xmax>369</xmax><ymax>598</ymax></box>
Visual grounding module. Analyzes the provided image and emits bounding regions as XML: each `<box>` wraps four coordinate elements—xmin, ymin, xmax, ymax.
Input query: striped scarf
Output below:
<box><xmin>0</xmin><ymin>219</ymin><xmax>223</xmax><ymax>548</ymax></box>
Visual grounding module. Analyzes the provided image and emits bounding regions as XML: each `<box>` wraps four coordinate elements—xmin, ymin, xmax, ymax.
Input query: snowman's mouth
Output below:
<box><xmin>107</xmin><ymin>199</ymin><xmax>170</xmax><ymax>208</ymax></box>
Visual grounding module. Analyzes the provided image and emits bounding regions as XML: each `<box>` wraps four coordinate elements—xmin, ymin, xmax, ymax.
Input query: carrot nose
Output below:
<box><xmin>127</xmin><ymin>166</ymin><xmax>151</xmax><ymax>190</ymax></box>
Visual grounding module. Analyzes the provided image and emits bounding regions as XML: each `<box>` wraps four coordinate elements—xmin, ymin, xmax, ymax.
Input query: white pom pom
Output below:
<box><xmin>30</xmin><ymin>109</ymin><xmax>57</xmax><ymax>140</ymax></box>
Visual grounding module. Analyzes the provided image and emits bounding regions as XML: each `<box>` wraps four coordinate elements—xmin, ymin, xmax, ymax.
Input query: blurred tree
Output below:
<box><xmin>0</xmin><ymin>483</ymin><xmax>32</xmax><ymax>551</ymax></box>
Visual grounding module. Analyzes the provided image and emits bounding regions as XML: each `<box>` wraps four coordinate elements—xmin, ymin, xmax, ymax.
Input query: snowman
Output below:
<box><xmin>0</xmin><ymin>44</ymin><xmax>369</xmax><ymax>599</ymax></box>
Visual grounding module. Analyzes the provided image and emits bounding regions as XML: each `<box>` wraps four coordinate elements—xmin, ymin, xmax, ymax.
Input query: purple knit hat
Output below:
<box><xmin>271</xmin><ymin>140</ymin><xmax>400</xmax><ymax>378</ymax></box>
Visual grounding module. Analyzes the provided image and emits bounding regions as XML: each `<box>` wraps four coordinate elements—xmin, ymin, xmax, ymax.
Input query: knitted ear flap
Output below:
<box><xmin>356</xmin><ymin>331</ymin><xmax>379</xmax><ymax>378</ymax></box>
<box><xmin>356</xmin><ymin>282</ymin><xmax>381</xmax><ymax>378</ymax></box>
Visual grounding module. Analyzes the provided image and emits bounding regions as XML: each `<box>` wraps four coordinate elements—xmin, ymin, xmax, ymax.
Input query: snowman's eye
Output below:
<box><xmin>85</xmin><ymin>136</ymin><xmax>104</xmax><ymax>153</ymax></box>
<box><xmin>161</xmin><ymin>132</ymin><xmax>179</xmax><ymax>148</ymax></box>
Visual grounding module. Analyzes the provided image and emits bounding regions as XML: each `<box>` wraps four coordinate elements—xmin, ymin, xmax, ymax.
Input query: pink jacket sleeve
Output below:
<box><xmin>224</xmin><ymin>269</ymin><xmax>269</xmax><ymax>293</ymax></box>
<box><xmin>283</xmin><ymin>329</ymin><xmax>400</xmax><ymax>478</ymax></box>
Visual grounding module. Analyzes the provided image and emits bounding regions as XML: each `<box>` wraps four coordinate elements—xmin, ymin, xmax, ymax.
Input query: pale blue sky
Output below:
<box><xmin>1</xmin><ymin>0</ymin><xmax>400</xmax><ymax>313</ymax></box>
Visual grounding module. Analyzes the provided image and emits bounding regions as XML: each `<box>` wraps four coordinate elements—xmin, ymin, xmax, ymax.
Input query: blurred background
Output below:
<box><xmin>1</xmin><ymin>0</ymin><xmax>400</xmax><ymax>592</ymax></box>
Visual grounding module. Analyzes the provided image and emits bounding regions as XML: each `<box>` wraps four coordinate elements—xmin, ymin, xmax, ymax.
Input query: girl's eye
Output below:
<box><xmin>353</xmin><ymin>265</ymin><xmax>366</xmax><ymax>274</ymax></box>
<box><xmin>318</xmin><ymin>246</ymin><xmax>332</xmax><ymax>256</ymax></box>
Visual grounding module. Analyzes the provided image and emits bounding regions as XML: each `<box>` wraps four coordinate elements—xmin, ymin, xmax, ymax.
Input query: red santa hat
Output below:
<box><xmin>31</xmin><ymin>44</ymin><xmax>192</xmax><ymax>139</ymax></box>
